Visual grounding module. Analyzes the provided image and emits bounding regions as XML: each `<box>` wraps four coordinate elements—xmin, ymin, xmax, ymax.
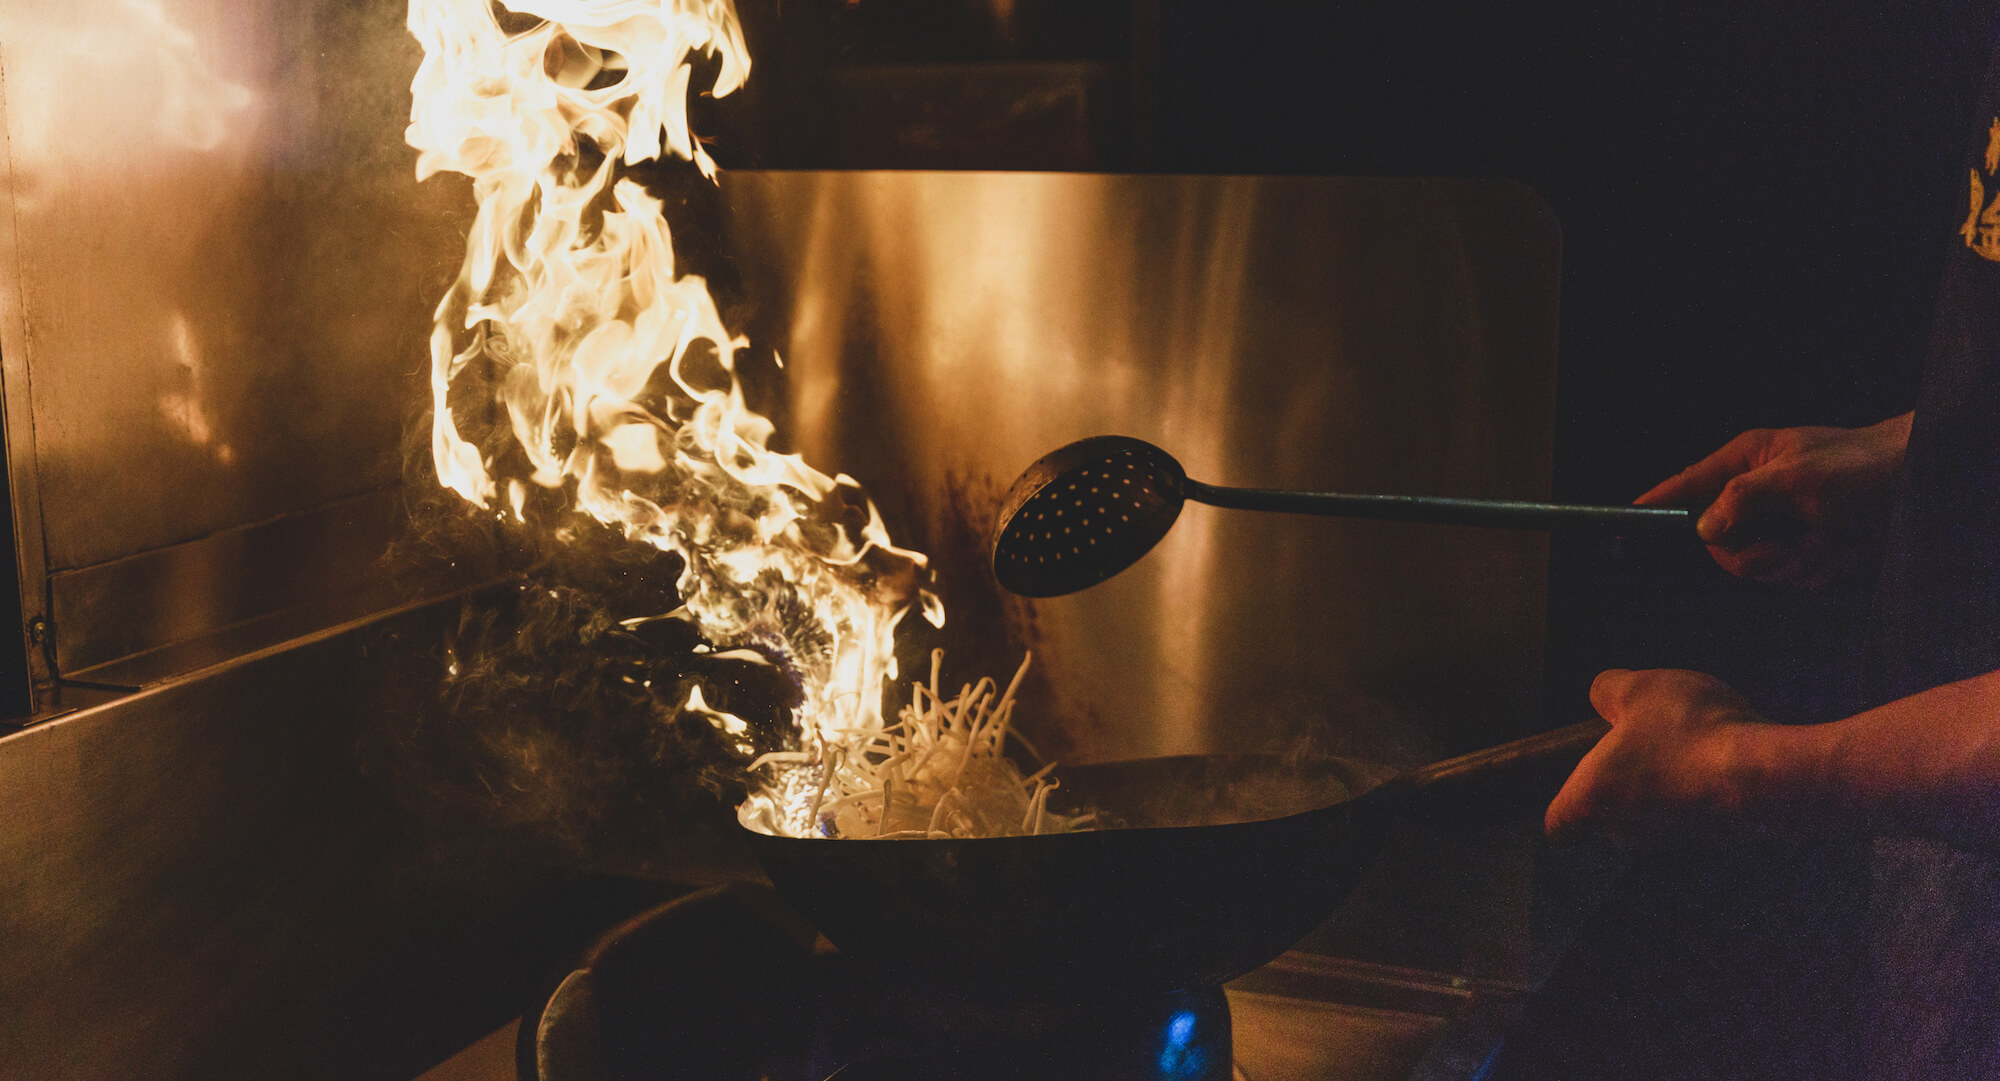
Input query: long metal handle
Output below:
<box><xmin>1377</xmin><ymin>718</ymin><xmax>1612</xmax><ymax>828</ymax></box>
<box><xmin>1185</xmin><ymin>480</ymin><xmax>1693</xmax><ymax>535</ymax></box>
<box><xmin>1404</xmin><ymin>719</ymin><xmax>1611</xmax><ymax>795</ymax></box>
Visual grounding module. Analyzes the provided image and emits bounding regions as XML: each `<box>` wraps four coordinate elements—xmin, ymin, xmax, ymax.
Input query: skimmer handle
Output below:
<box><xmin>1185</xmin><ymin>481</ymin><xmax>1694</xmax><ymax>535</ymax></box>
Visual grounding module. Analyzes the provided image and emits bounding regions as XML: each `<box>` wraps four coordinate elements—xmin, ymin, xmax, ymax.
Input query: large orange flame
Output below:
<box><xmin>406</xmin><ymin>0</ymin><xmax>940</xmax><ymax>777</ymax></box>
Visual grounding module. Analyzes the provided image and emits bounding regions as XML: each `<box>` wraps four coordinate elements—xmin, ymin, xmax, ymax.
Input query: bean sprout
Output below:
<box><xmin>748</xmin><ymin>651</ymin><xmax>1092</xmax><ymax>839</ymax></box>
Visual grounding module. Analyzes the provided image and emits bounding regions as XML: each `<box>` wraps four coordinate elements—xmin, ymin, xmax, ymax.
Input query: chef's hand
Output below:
<box><xmin>1637</xmin><ymin>413</ymin><xmax>1912</xmax><ymax>588</ymax></box>
<box><xmin>1545</xmin><ymin>668</ymin><xmax>1768</xmax><ymax>846</ymax></box>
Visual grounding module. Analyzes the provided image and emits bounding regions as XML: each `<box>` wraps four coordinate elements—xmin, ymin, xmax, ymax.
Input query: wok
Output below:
<box><xmin>740</xmin><ymin>719</ymin><xmax>1605</xmax><ymax>1000</ymax></box>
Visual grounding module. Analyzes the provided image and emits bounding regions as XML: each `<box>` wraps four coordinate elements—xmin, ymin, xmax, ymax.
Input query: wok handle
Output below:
<box><xmin>1394</xmin><ymin>718</ymin><xmax>1612</xmax><ymax>826</ymax></box>
<box><xmin>1184</xmin><ymin>480</ymin><xmax>1694</xmax><ymax>535</ymax></box>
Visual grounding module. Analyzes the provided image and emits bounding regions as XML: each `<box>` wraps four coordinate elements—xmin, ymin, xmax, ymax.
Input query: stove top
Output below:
<box><xmin>514</xmin><ymin>883</ymin><xmax>1525</xmax><ymax>1081</ymax></box>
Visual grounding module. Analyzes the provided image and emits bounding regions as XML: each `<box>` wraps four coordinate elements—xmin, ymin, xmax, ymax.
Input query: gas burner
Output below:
<box><xmin>814</xmin><ymin>986</ymin><xmax>1235</xmax><ymax>1081</ymax></box>
<box><xmin>520</xmin><ymin>882</ymin><xmax>1525</xmax><ymax>1081</ymax></box>
<box><xmin>520</xmin><ymin>883</ymin><xmax>1233</xmax><ymax>1080</ymax></box>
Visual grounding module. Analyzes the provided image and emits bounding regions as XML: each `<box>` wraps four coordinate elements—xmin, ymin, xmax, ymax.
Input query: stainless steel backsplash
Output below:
<box><xmin>722</xmin><ymin>171</ymin><xmax>1559</xmax><ymax>767</ymax></box>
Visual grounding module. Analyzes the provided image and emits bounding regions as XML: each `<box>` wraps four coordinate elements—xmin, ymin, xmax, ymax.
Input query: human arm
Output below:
<box><xmin>1639</xmin><ymin>413</ymin><xmax>1913</xmax><ymax>587</ymax></box>
<box><xmin>1546</xmin><ymin>665</ymin><xmax>2000</xmax><ymax>852</ymax></box>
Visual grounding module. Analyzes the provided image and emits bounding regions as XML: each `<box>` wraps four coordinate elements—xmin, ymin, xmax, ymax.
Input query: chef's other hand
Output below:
<box><xmin>1637</xmin><ymin>413</ymin><xmax>1911</xmax><ymax>588</ymax></box>
<box><xmin>1545</xmin><ymin>668</ymin><xmax>1767</xmax><ymax>847</ymax></box>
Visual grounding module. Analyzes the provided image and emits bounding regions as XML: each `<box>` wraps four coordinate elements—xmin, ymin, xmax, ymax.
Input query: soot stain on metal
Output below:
<box><xmin>930</xmin><ymin>467</ymin><xmax>1104</xmax><ymax>766</ymax></box>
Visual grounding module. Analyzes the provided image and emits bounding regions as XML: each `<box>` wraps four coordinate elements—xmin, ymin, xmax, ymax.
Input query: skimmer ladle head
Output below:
<box><xmin>990</xmin><ymin>435</ymin><xmax>1188</xmax><ymax>597</ymax></box>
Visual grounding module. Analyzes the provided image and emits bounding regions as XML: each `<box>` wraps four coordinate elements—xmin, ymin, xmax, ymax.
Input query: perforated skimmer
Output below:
<box><xmin>989</xmin><ymin>435</ymin><xmax>1694</xmax><ymax>597</ymax></box>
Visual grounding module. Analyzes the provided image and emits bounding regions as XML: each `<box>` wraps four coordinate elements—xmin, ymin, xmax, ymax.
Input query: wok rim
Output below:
<box><xmin>734</xmin><ymin>750</ymin><xmax>1405</xmax><ymax>842</ymax></box>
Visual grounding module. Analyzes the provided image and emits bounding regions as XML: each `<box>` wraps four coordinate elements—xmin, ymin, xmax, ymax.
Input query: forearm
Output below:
<box><xmin>1739</xmin><ymin>668</ymin><xmax>2000</xmax><ymax>849</ymax></box>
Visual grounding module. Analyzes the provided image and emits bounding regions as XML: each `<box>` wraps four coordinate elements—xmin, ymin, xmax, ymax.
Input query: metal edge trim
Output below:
<box><xmin>0</xmin><ymin>571</ymin><xmax>516</xmax><ymax>740</ymax></box>
<box><xmin>0</xmin><ymin>49</ymin><xmax>54</xmax><ymax>710</ymax></box>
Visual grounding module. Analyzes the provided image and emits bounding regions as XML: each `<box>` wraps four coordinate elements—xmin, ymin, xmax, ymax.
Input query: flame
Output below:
<box><xmin>406</xmin><ymin>1</ymin><xmax>940</xmax><ymax>763</ymax></box>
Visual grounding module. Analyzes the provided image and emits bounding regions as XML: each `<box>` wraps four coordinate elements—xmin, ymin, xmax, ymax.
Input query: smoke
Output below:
<box><xmin>368</xmin><ymin>394</ymin><xmax>808</xmax><ymax>874</ymax></box>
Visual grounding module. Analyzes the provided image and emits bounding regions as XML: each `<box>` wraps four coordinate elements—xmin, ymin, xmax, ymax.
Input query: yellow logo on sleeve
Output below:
<box><xmin>1962</xmin><ymin>118</ymin><xmax>2000</xmax><ymax>261</ymax></box>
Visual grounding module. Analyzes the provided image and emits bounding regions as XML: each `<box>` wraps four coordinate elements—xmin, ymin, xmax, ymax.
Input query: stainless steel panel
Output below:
<box><xmin>50</xmin><ymin>487</ymin><xmax>442</xmax><ymax>681</ymax></box>
<box><xmin>0</xmin><ymin>597</ymin><xmax>652</xmax><ymax>1081</ymax></box>
<box><xmin>721</xmin><ymin>171</ymin><xmax>1560</xmax><ymax>765</ymax></box>
<box><xmin>1</xmin><ymin>609</ymin><xmax>421</xmax><ymax>1080</ymax></box>
<box><xmin>0</xmin><ymin>0</ymin><xmax>474</xmax><ymax>700</ymax></box>
<box><xmin>0</xmin><ymin>0</ymin><xmax>458</xmax><ymax>569</ymax></box>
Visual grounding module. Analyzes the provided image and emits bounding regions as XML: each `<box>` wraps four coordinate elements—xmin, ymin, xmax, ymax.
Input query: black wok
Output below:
<box><xmin>740</xmin><ymin>720</ymin><xmax>1605</xmax><ymax>1000</ymax></box>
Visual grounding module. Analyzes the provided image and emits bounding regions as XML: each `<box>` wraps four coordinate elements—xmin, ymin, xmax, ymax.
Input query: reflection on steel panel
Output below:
<box><xmin>721</xmin><ymin>172</ymin><xmax>1560</xmax><ymax>765</ymax></box>
<box><xmin>0</xmin><ymin>0</ymin><xmax>474</xmax><ymax>697</ymax></box>
<box><xmin>0</xmin><ymin>0</ymin><xmax>463</xmax><ymax>571</ymax></box>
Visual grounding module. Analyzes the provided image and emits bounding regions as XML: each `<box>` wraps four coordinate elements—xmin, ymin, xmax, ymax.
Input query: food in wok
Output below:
<box><xmin>741</xmin><ymin>652</ymin><xmax>1089</xmax><ymax>841</ymax></box>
